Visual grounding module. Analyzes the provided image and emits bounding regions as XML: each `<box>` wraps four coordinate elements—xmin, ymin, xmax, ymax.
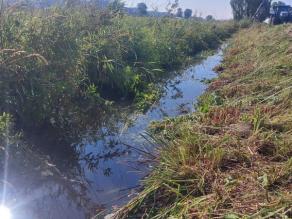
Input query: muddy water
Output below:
<box><xmin>1</xmin><ymin>48</ymin><xmax>223</xmax><ymax>219</ymax></box>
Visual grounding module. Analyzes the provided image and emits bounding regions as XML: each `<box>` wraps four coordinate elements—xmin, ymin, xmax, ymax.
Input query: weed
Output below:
<box><xmin>252</xmin><ymin>108</ymin><xmax>265</xmax><ymax>134</ymax></box>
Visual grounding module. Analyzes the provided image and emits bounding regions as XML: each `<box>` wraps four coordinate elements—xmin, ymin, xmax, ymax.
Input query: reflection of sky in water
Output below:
<box><xmin>82</xmin><ymin>49</ymin><xmax>223</xmax><ymax>210</ymax></box>
<box><xmin>1</xmin><ymin>49</ymin><xmax>223</xmax><ymax>219</ymax></box>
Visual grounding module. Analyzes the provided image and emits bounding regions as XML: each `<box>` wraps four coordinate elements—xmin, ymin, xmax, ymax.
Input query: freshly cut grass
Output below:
<box><xmin>113</xmin><ymin>24</ymin><xmax>292</xmax><ymax>218</ymax></box>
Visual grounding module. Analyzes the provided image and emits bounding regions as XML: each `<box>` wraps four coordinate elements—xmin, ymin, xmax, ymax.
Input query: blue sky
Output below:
<box><xmin>124</xmin><ymin>0</ymin><xmax>292</xmax><ymax>19</ymax></box>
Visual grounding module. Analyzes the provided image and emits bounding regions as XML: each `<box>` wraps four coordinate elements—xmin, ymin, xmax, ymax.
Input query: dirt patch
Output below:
<box><xmin>219</xmin><ymin>151</ymin><xmax>251</xmax><ymax>171</ymax></box>
<box><xmin>204</xmin><ymin>107</ymin><xmax>241</xmax><ymax>126</ymax></box>
<box><xmin>227</xmin><ymin>123</ymin><xmax>252</xmax><ymax>138</ymax></box>
<box><xmin>257</xmin><ymin>141</ymin><xmax>277</xmax><ymax>157</ymax></box>
<box><xmin>208</xmin><ymin>79</ymin><xmax>231</xmax><ymax>91</ymax></box>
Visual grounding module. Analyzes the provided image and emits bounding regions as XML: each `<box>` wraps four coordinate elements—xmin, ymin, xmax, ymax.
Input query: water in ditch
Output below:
<box><xmin>1</xmin><ymin>48</ymin><xmax>223</xmax><ymax>219</ymax></box>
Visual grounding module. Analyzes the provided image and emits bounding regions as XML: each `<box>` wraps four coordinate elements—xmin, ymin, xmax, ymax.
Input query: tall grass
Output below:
<box><xmin>0</xmin><ymin>5</ymin><xmax>237</xmax><ymax>131</ymax></box>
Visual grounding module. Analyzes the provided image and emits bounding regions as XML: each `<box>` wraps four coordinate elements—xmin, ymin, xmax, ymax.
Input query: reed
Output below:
<box><xmin>0</xmin><ymin>6</ymin><xmax>237</xmax><ymax>131</ymax></box>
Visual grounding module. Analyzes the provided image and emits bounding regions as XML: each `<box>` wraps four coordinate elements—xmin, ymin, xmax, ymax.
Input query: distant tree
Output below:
<box><xmin>108</xmin><ymin>0</ymin><xmax>125</xmax><ymax>14</ymax></box>
<box><xmin>230</xmin><ymin>0</ymin><xmax>245</xmax><ymax>20</ymax></box>
<box><xmin>165</xmin><ymin>0</ymin><xmax>179</xmax><ymax>15</ymax></box>
<box><xmin>230</xmin><ymin>0</ymin><xmax>271</xmax><ymax>21</ymax></box>
<box><xmin>176</xmin><ymin>8</ymin><xmax>183</xmax><ymax>17</ymax></box>
<box><xmin>206</xmin><ymin>15</ymin><xmax>214</xmax><ymax>21</ymax></box>
<box><xmin>137</xmin><ymin>2</ymin><xmax>148</xmax><ymax>16</ymax></box>
<box><xmin>253</xmin><ymin>0</ymin><xmax>272</xmax><ymax>21</ymax></box>
<box><xmin>272</xmin><ymin>1</ymin><xmax>286</xmax><ymax>6</ymax></box>
<box><xmin>65</xmin><ymin>0</ymin><xmax>80</xmax><ymax>7</ymax></box>
<box><xmin>184</xmin><ymin>8</ymin><xmax>192</xmax><ymax>19</ymax></box>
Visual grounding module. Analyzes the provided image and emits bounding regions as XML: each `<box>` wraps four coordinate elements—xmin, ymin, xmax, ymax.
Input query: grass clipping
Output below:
<box><xmin>113</xmin><ymin>24</ymin><xmax>292</xmax><ymax>219</ymax></box>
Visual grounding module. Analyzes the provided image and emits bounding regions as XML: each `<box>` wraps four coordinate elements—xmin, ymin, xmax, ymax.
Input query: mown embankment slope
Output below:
<box><xmin>114</xmin><ymin>24</ymin><xmax>292</xmax><ymax>218</ymax></box>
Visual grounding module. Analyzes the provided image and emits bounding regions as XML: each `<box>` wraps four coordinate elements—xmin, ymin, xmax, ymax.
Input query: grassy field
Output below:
<box><xmin>0</xmin><ymin>6</ymin><xmax>237</xmax><ymax>133</ymax></box>
<box><xmin>114</xmin><ymin>24</ymin><xmax>292</xmax><ymax>218</ymax></box>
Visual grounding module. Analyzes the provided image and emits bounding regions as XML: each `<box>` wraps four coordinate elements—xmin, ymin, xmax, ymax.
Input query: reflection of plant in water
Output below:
<box><xmin>82</xmin><ymin>140</ymin><xmax>130</xmax><ymax>172</ymax></box>
<box><xmin>171</xmin><ymin>87</ymin><xmax>183</xmax><ymax>99</ymax></box>
<box><xmin>0</xmin><ymin>113</ymin><xmax>102</xmax><ymax>217</ymax></box>
<box><xmin>103</xmin><ymin>168</ymin><xmax>113</xmax><ymax>177</ymax></box>
<box><xmin>178</xmin><ymin>103</ymin><xmax>190</xmax><ymax>114</ymax></box>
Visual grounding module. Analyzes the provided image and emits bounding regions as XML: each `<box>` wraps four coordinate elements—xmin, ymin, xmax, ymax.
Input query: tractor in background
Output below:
<box><xmin>269</xmin><ymin>2</ymin><xmax>292</xmax><ymax>24</ymax></box>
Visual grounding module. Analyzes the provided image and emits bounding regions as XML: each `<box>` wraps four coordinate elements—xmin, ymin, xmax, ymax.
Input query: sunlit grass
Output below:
<box><xmin>0</xmin><ymin>6</ymin><xmax>238</xmax><ymax>130</ymax></box>
<box><xmin>113</xmin><ymin>24</ymin><xmax>292</xmax><ymax>218</ymax></box>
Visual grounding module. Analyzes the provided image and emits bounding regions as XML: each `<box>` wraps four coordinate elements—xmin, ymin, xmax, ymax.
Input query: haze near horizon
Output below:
<box><xmin>125</xmin><ymin>0</ymin><xmax>292</xmax><ymax>20</ymax></box>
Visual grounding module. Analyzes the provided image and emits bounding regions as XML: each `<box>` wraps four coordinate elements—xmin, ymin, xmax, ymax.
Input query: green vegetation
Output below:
<box><xmin>0</xmin><ymin>6</ymin><xmax>237</xmax><ymax>132</ymax></box>
<box><xmin>114</xmin><ymin>24</ymin><xmax>292</xmax><ymax>218</ymax></box>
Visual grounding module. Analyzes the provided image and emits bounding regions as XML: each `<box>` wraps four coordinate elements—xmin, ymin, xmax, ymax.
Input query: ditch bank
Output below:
<box><xmin>113</xmin><ymin>24</ymin><xmax>292</xmax><ymax>219</ymax></box>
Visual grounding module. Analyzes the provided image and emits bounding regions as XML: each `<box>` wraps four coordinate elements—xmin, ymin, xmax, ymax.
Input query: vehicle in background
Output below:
<box><xmin>270</xmin><ymin>2</ymin><xmax>292</xmax><ymax>25</ymax></box>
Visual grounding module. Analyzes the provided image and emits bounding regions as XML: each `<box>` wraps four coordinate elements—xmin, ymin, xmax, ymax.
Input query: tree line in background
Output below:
<box><xmin>70</xmin><ymin>0</ymin><xmax>290</xmax><ymax>21</ymax></box>
<box><xmin>108</xmin><ymin>0</ymin><xmax>287</xmax><ymax>21</ymax></box>
<box><xmin>127</xmin><ymin>1</ymin><xmax>195</xmax><ymax>19</ymax></box>
<box><xmin>99</xmin><ymin>0</ymin><xmax>214</xmax><ymax>20</ymax></box>
<box><xmin>136</xmin><ymin>1</ymin><xmax>215</xmax><ymax>20</ymax></box>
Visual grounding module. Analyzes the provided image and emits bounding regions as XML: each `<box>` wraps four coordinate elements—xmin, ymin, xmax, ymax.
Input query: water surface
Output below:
<box><xmin>1</xmin><ymin>48</ymin><xmax>223</xmax><ymax>219</ymax></box>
